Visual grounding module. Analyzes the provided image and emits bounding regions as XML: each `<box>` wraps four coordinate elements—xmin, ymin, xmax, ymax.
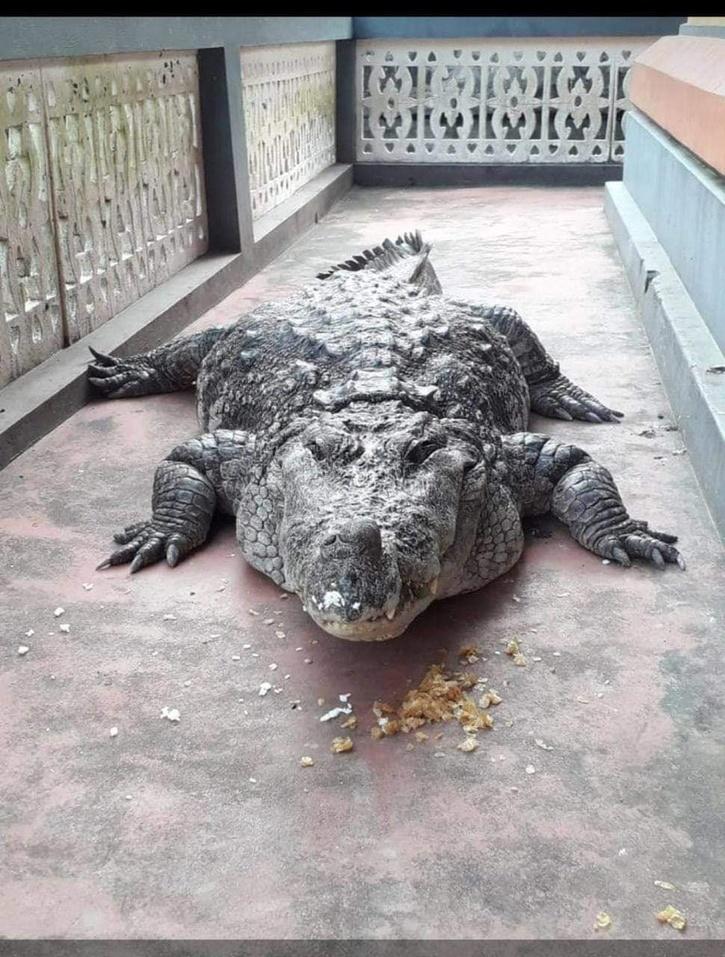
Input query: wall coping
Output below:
<box><xmin>630</xmin><ymin>35</ymin><xmax>725</xmax><ymax>175</ymax></box>
<box><xmin>0</xmin><ymin>17</ymin><xmax>685</xmax><ymax>62</ymax></box>
<box><xmin>353</xmin><ymin>17</ymin><xmax>684</xmax><ymax>38</ymax></box>
<box><xmin>0</xmin><ymin>17</ymin><xmax>353</xmax><ymax>62</ymax></box>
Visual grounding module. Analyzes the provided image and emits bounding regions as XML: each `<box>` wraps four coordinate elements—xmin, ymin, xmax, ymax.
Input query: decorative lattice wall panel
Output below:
<box><xmin>42</xmin><ymin>53</ymin><xmax>208</xmax><ymax>343</ymax></box>
<box><xmin>0</xmin><ymin>62</ymin><xmax>63</xmax><ymax>387</ymax></box>
<box><xmin>357</xmin><ymin>38</ymin><xmax>650</xmax><ymax>164</ymax></box>
<box><xmin>241</xmin><ymin>42</ymin><xmax>336</xmax><ymax>220</ymax></box>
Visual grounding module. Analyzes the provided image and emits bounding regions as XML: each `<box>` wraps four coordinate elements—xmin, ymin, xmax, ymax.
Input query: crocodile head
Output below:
<box><xmin>267</xmin><ymin>403</ymin><xmax>489</xmax><ymax>641</ymax></box>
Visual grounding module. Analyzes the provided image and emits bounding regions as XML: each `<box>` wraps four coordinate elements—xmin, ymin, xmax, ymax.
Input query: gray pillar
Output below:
<box><xmin>336</xmin><ymin>39</ymin><xmax>356</xmax><ymax>165</ymax></box>
<box><xmin>197</xmin><ymin>44</ymin><xmax>255</xmax><ymax>255</ymax></box>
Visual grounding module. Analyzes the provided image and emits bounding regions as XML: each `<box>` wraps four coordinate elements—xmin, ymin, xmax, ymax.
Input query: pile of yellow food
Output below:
<box><xmin>370</xmin><ymin>662</ymin><xmax>501</xmax><ymax>739</ymax></box>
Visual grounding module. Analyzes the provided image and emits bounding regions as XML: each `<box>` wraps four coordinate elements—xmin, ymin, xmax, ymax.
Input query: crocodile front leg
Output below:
<box><xmin>455</xmin><ymin>301</ymin><xmax>623</xmax><ymax>423</ymax></box>
<box><xmin>88</xmin><ymin>326</ymin><xmax>226</xmax><ymax>398</ymax></box>
<box><xmin>97</xmin><ymin>430</ymin><xmax>254</xmax><ymax>573</ymax></box>
<box><xmin>504</xmin><ymin>432</ymin><xmax>685</xmax><ymax>569</ymax></box>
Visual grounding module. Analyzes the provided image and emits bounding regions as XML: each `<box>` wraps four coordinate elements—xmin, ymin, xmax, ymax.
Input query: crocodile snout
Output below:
<box><xmin>304</xmin><ymin>519</ymin><xmax>403</xmax><ymax>638</ymax></box>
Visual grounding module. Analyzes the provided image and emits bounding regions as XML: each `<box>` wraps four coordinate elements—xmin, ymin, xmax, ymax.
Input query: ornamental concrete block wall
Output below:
<box><xmin>0</xmin><ymin>62</ymin><xmax>64</xmax><ymax>387</ymax></box>
<box><xmin>241</xmin><ymin>42</ymin><xmax>337</xmax><ymax>220</ymax></box>
<box><xmin>0</xmin><ymin>52</ymin><xmax>208</xmax><ymax>386</ymax></box>
<box><xmin>355</xmin><ymin>38</ymin><xmax>652</xmax><ymax>166</ymax></box>
<box><xmin>43</xmin><ymin>53</ymin><xmax>208</xmax><ymax>344</ymax></box>
<box><xmin>1</xmin><ymin>39</ymin><xmax>344</xmax><ymax>388</ymax></box>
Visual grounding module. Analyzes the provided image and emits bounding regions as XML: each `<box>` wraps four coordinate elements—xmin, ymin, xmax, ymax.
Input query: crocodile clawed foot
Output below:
<box><xmin>97</xmin><ymin>520</ymin><xmax>194</xmax><ymax>573</ymax></box>
<box><xmin>88</xmin><ymin>348</ymin><xmax>153</xmax><ymax>398</ymax></box>
<box><xmin>596</xmin><ymin>521</ymin><xmax>685</xmax><ymax>570</ymax></box>
<box><xmin>531</xmin><ymin>374</ymin><xmax>623</xmax><ymax>423</ymax></box>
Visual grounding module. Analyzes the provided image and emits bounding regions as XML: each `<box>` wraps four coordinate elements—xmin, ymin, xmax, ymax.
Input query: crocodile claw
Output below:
<box><xmin>88</xmin><ymin>346</ymin><xmax>116</xmax><ymax>366</ymax></box>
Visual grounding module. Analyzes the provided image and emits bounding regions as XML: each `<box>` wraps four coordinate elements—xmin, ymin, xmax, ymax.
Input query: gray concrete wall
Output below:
<box><xmin>622</xmin><ymin>110</ymin><xmax>725</xmax><ymax>353</ymax></box>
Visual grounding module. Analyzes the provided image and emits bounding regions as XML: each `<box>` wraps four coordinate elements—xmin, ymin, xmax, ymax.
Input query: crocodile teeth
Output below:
<box><xmin>385</xmin><ymin>608</ymin><xmax>396</xmax><ymax>620</ymax></box>
<box><xmin>429</xmin><ymin>576</ymin><xmax>439</xmax><ymax>596</ymax></box>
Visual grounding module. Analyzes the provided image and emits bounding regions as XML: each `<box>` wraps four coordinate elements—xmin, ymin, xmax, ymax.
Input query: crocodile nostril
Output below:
<box><xmin>320</xmin><ymin>521</ymin><xmax>383</xmax><ymax>559</ymax></box>
<box><xmin>338</xmin><ymin>520</ymin><xmax>382</xmax><ymax>556</ymax></box>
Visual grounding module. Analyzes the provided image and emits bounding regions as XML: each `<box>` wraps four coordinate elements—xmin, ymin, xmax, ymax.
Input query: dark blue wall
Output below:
<box><xmin>353</xmin><ymin>17</ymin><xmax>685</xmax><ymax>38</ymax></box>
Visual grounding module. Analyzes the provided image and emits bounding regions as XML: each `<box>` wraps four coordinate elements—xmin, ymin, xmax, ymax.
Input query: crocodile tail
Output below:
<box><xmin>370</xmin><ymin>242</ymin><xmax>439</xmax><ymax>293</ymax></box>
<box><xmin>316</xmin><ymin>230</ymin><xmax>430</xmax><ymax>279</ymax></box>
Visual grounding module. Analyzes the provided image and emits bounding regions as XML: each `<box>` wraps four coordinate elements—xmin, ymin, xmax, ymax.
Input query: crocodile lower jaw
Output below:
<box><xmin>311</xmin><ymin>579</ymin><xmax>438</xmax><ymax>642</ymax></box>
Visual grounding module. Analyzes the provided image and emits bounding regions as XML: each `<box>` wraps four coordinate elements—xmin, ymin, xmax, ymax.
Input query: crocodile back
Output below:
<box><xmin>196</xmin><ymin>270</ymin><xmax>529</xmax><ymax>438</ymax></box>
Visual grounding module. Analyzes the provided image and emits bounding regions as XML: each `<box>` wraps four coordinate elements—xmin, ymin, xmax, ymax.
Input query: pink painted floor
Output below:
<box><xmin>1</xmin><ymin>186</ymin><xmax>724</xmax><ymax>939</ymax></box>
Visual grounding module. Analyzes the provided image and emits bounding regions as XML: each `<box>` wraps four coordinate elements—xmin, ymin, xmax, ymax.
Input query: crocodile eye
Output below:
<box><xmin>306</xmin><ymin>434</ymin><xmax>362</xmax><ymax>463</ymax></box>
<box><xmin>307</xmin><ymin>437</ymin><xmax>328</xmax><ymax>462</ymax></box>
<box><xmin>342</xmin><ymin>439</ymin><xmax>364</xmax><ymax>462</ymax></box>
<box><xmin>406</xmin><ymin>439</ymin><xmax>441</xmax><ymax>466</ymax></box>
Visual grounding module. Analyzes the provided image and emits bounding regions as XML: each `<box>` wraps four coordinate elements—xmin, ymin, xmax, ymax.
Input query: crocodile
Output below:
<box><xmin>88</xmin><ymin>232</ymin><xmax>684</xmax><ymax>641</ymax></box>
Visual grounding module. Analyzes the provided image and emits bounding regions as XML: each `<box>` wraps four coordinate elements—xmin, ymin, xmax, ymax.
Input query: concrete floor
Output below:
<box><xmin>1</xmin><ymin>186</ymin><xmax>724</xmax><ymax>940</ymax></box>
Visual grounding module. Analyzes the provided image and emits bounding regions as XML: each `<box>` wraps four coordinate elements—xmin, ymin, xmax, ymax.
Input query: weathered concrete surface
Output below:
<box><xmin>1</xmin><ymin>186</ymin><xmax>724</xmax><ymax>939</ymax></box>
<box><xmin>0</xmin><ymin>253</ymin><xmax>239</xmax><ymax>472</ymax></box>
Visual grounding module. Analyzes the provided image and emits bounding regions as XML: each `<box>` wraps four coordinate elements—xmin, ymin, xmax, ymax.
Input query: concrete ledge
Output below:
<box><xmin>252</xmin><ymin>164</ymin><xmax>353</xmax><ymax>265</ymax></box>
<box><xmin>630</xmin><ymin>35</ymin><xmax>725</xmax><ymax>175</ymax></box>
<box><xmin>0</xmin><ymin>253</ymin><xmax>245</xmax><ymax>470</ymax></box>
<box><xmin>622</xmin><ymin>109</ymin><xmax>725</xmax><ymax>352</ymax></box>
<box><xmin>354</xmin><ymin>163</ymin><xmax>623</xmax><ymax>188</ymax></box>
<box><xmin>0</xmin><ymin>167</ymin><xmax>353</xmax><ymax>470</ymax></box>
<box><xmin>353</xmin><ymin>17</ymin><xmax>684</xmax><ymax>37</ymax></box>
<box><xmin>605</xmin><ymin>180</ymin><xmax>725</xmax><ymax>538</ymax></box>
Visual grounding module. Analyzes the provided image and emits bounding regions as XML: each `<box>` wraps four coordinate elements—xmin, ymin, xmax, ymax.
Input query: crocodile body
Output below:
<box><xmin>89</xmin><ymin>233</ymin><xmax>683</xmax><ymax>640</ymax></box>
